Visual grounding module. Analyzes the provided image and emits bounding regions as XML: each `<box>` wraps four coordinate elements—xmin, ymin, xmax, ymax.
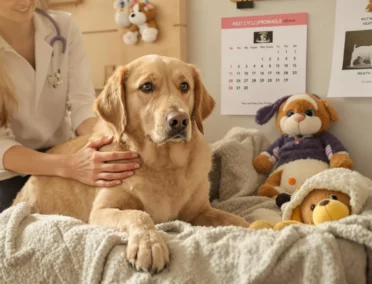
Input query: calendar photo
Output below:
<box><xmin>254</xmin><ymin>31</ymin><xmax>273</xmax><ymax>44</ymax></box>
<box><xmin>221</xmin><ymin>13</ymin><xmax>308</xmax><ymax>115</ymax></box>
<box><xmin>342</xmin><ymin>29</ymin><xmax>372</xmax><ymax>70</ymax></box>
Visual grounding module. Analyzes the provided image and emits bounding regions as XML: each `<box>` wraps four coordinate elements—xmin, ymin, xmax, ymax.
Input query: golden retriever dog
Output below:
<box><xmin>13</xmin><ymin>55</ymin><xmax>249</xmax><ymax>274</ymax></box>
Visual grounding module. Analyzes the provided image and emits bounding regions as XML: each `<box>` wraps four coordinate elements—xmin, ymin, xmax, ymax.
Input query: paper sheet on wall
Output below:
<box><xmin>221</xmin><ymin>13</ymin><xmax>308</xmax><ymax>115</ymax></box>
<box><xmin>328</xmin><ymin>0</ymin><xmax>372</xmax><ymax>97</ymax></box>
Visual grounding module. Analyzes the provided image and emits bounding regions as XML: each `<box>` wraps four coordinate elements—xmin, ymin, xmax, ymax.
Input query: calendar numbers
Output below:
<box><xmin>226</xmin><ymin>43</ymin><xmax>301</xmax><ymax>92</ymax></box>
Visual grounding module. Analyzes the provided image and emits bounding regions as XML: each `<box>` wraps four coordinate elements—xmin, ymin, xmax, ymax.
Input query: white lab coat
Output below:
<box><xmin>0</xmin><ymin>10</ymin><xmax>96</xmax><ymax>180</ymax></box>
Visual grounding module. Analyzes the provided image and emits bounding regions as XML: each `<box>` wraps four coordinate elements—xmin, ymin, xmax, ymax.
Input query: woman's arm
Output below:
<box><xmin>2</xmin><ymin>136</ymin><xmax>140</xmax><ymax>187</ymax></box>
<box><xmin>3</xmin><ymin>145</ymin><xmax>67</xmax><ymax>177</ymax></box>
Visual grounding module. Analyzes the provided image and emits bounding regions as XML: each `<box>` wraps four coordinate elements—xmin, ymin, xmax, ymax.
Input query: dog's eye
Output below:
<box><xmin>310</xmin><ymin>204</ymin><xmax>315</xmax><ymax>211</ymax></box>
<box><xmin>140</xmin><ymin>82</ymin><xmax>155</xmax><ymax>93</ymax></box>
<box><xmin>287</xmin><ymin>110</ymin><xmax>294</xmax><ymax>117</ymax></box>
<box><xmin>304</xmin><ymin>109</ymin><xmax>314</xmax><ymax>117</ymax></box>
<box><xmin>329</xmin><ymin>194</ymin><xmax>338</xmax><ymax>200</ymax></box>
<box><xmin>180</xmin><ymin>82</ymin><xmax>189</xmax><ymax>93</ymax></box>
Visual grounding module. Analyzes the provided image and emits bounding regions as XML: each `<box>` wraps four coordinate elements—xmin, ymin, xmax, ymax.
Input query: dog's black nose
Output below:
<box><xmin>131</xmin><ymin>13</ymin><xmax>135</xmax><ymax>17</ymax></box>
<box><xmin>319</xmin><ymin>200</ymin><xmax>330</xmax><ymax>206</ymax></box>
<box><xmin>166</xmin><ymin>111</ymin><xmax>189</xmax><ymax>131</ymax></box>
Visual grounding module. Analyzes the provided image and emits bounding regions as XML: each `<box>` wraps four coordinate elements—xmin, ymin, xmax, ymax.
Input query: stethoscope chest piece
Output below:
<box><xmin>47</xmin><ymin>71</ymin><xmax>63</xmax><ymax>88</ymax></box>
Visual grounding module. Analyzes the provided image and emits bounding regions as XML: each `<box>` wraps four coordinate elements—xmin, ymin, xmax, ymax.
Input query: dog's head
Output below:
<box><xmin>129</xmin><ymin>2</ymin><xmax>155</xmax><ymax>25</ymax></box>
<box><xmin>94</xmin><ymin>55</ymin><xmax>215</xmax><ymax>144</ymax></box>
<box><xmin>255</xmin><ymin>93</ymin><xmax>338</xmax><ymax>136</ymax></box>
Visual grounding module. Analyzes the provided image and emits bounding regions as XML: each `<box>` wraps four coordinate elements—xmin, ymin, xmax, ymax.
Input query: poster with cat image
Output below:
<box><xmin>328</xmin><ymin>0</ymin><xmax>372</xmax><ymax>97</ymax></box>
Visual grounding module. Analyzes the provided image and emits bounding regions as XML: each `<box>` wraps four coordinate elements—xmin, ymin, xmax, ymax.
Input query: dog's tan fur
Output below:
<box><xmin>13</xmin><ymin>55</ymin><xmax>249</xmax><ymax>274</ymax></box>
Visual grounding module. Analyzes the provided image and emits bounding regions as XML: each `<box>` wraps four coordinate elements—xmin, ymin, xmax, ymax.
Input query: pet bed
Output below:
<box><xmin>1</xmin><ymin>127</ymin><xmax>372</xmax><ymax>284</ymax></box>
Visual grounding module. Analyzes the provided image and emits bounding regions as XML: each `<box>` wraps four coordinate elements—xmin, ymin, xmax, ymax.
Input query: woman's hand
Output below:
<box><xmin>63</xmin><ymin>136</ymin><xmax>140</xmax><ymax>187</ymax></box>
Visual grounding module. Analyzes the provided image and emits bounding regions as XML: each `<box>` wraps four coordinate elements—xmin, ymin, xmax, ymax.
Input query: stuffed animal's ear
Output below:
<box><xmin>190</xmin><ymin>65</ymin><xmax>216</xmax><ymax>134</ymax></box>
<box><xmin>94</xmin><ymin>66</ymin><xmax>128</xmax><ymax>140</ymax></box>
<box><xmin>320</xmin><ymin>99</ymin><xmax>338</xmax><ymax>122</ymax></box>
<box><xmin>255</xmin><ymin>95</ymin><xmax>291</xmax><ymax>125</ymax></box>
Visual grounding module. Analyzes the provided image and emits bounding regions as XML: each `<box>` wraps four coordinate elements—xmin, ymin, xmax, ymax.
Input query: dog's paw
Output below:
<box><xmin>123</xmin><ymin>31</ymin><xmax>138</xmax><ymax>45</ymax></box>
<box><xmin>126</xmin><ymin>229</ymin><xmax>169</xmax><ymax>274</ymax></box>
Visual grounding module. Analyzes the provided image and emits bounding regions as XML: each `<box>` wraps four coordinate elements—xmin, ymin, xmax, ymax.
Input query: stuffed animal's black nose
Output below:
<box><xmin>131</xmin><ymin>13</ymin><xmax>135</xmax><ymax>17</ymax></box>
<box><xmin>275</xmin><ymin>193</ymin><xmax>291</xmax><ymax>208</ymax></box>
<box><xmin>319</xmin><ymin>200</ymin><xmax>330</xmax><ymax>206</ymax></box>
<box><xmin>166</xmin><ymin>111</ymin><xmax>189</xmax><ymax>131</ymax></box>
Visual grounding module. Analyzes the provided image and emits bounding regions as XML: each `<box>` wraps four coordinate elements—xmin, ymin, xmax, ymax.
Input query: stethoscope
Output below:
<box><xmin>35</xmin><ymin>8</ymin><xmax>66</xmax><ymax>88</ymax></box>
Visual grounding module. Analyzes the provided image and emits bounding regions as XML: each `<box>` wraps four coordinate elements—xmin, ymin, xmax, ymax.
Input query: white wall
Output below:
<box><xmin>187</xmin><ymin>0</ymin><xmax>372</xmax><ymax>179</ymax></box>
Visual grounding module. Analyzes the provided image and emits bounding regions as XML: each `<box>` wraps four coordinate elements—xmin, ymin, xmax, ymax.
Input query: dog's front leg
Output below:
<box><xmin>89</xmin><ymin>189</ymin><xmax>169</xmax><ymax>274</ymax></box>
<box><xmin>188</xmin><ymin>205</ymin><xmax>250</xmax><ymax>228</ymax></box>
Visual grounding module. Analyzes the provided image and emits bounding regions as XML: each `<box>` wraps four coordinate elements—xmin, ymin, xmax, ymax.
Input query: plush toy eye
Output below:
<box><xmin>180</xmin><ymin>82</ymin><xmax>189</xmax><ymax>93</ymax></box>
<box><xmin>140</xmin><ymin>82</ymin><xmax>155</xmax><ymax>93</ymax></box>
<box><xmin>310</xmin><ymin>204</ymin><xmax>315</xmax><ymax>211</ymax></box>
<box><xmin>287</xmin><ymin>110</ymin><xmax>295</xmax><ymax>117</ymax></box>
<box><xmin>329</xmin><ymin>194</ymin><xmax>338</xmax><ymax>200</ymax></box>
<box><xmin>304</xmin><ymin>109</ymin><xmax>315</xmax><ymax>117</ymax></box>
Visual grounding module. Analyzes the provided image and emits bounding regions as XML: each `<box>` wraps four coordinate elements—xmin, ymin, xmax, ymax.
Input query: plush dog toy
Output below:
<box><xmin>123</xmin><ymin>0</ymin><xmax>158</xmax><ymax>45</ymax></box>
<box><xmin>253</xmin><ymin>93</ymin><xmax>353</xmax><ymax>199</ymax></box>
<box><xmin>249</xmin><ymin>168</ymin><xmax>372</xmax><ymax>230</ymax></box>
<box><xmin>114</xmin><ymin>0</ymin><xmax>131</xmax><ymax>28</ymax></box>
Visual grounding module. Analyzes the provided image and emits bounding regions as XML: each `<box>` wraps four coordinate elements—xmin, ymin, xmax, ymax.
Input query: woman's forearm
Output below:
<box><xmin>2</xmin><ymin>145</ymin><xmax>68</xmax><ymax>177</ymax></box>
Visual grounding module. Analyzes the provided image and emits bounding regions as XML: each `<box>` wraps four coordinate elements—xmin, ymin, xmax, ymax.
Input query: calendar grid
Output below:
<box><xmin>221</xmin><ymin>13</ymin><xmax>308</xmax><ymax>115</ymax></box>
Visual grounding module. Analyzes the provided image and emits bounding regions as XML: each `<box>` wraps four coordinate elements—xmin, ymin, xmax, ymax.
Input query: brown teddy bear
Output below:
<box><xmin>249</xmin><ymin>168</ymin><xmax>372</xmax><ymax>230</ymax></box>
<box><xmin>253</xmin><ymin>93</ymin><xmax>353</xmax><ymax>200</ymax></box>
<box><xmin>123</xmin><ymin>0</ymin><xmax>158</xmax><ymax>45</ymax></box>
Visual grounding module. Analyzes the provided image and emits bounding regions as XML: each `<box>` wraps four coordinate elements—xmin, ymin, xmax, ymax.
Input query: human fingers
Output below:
<box><xmin>100</xmin><ymin>162</ymin><xmax>140</xmax><ymax>172</ymax></box>
<box><xmin>86</xmin><ymin>136</ymin><xmax>114</xmax><ymax>150</ymax></box>
<box><xmin>94</xmin><ymin>151</ymin><xmax>139</xmax><ymax>162</ymax></box>
<box><xmin>96</xmin><ymin>171</ymin><xmax>135</xmax><ymax>182</ymax></box>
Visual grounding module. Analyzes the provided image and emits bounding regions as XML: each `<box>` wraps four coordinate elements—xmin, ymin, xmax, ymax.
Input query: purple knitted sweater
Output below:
<box><xmin>265</xmin><ymin>131</ymin><xmax>348</xmax><ymax>168</ymax></box>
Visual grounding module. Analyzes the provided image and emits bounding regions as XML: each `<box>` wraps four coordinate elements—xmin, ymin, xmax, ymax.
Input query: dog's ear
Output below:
<box><xmin>320</xmin><ymin>99</ymin><xmax>338</xmax><ymax>122</ymax></box>
<box><xmin>190</xmin><ymin>65</ymin><xmax>216</xmax><ymax>134</ymax></box>
<box><xmin>94</xmin><ymin>66</ymin><xmax>128</xmax><ymax>140</ymax></box>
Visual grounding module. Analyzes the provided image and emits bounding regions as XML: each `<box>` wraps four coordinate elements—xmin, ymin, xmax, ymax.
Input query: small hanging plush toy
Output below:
<box><xmin>123</xmin><ymin>0</ymin><xmax>159</xmax><ymax>45</ymax></box>
<box><xmin>367</xmin><ymin>0</ymin><xmax>372</xmax><ymax>12</ymax></box>
<box><xmin>114</xmin><ymin>0</ymin><xmax>131</xmax><ymax>28</ymax></box>
<box><xmin>253</xmin><ymin>93</ymin><xmax>353</xmax><ymax>203</ymax></box>
<box><xmin>249</xmin><ymin>168</ymin><xmax>372</xmax><ymax>230</ymax></box>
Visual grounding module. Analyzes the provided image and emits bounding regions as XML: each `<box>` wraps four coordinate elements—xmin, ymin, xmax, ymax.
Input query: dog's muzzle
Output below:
<box><xmin>165</xmin><ymin>111</ymin><xmax>189</xmax><ymax>140</ymax></box>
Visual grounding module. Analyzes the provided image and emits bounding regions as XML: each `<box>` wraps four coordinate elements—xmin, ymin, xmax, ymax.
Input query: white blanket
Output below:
<box><xmin>1</xmin><ymin>127</ymin><xmax>372</xmax><ymax>284</ymax></box>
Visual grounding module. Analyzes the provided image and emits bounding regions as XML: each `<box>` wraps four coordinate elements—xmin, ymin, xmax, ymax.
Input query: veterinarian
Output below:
<box><xmin>0</xmin><ymin>0</ymin><xmax>139</xmax><ymax>212</ymax></box>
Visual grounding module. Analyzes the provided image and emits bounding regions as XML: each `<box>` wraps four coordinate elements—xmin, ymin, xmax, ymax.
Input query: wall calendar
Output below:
<box><xmin>221</xmin><ymin>13</ymin><xmax>308</xmax><ymax>115</ymax></box>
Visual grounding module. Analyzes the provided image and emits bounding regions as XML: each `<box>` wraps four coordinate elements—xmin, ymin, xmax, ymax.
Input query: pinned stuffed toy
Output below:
<box><xmin>123</xmin><ymin>0</ymin><xmax>159</xmax><ymax>45</ymax></box>
<box><xmin>114</xmin><ymin>0</ymin><xmax>131</xmax><ymax>28</ymax></box>
<box><xmin>253</xmin><ymin>93</ymin><xmax>353</xmax><ymax>201</ymax></box>
<box><xmin>249</xmin><ymin>168</ymin><xmax>372</xmax><ymax>230</ymax></box>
